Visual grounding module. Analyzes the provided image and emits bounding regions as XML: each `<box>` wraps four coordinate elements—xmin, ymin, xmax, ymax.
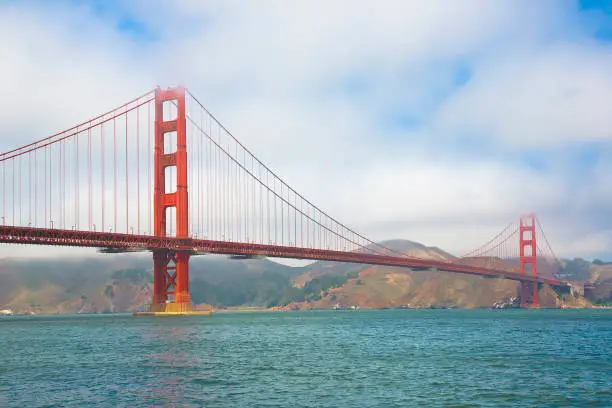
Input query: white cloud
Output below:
<box><xmin>556</xmin><ymin>230</ymin><xmax>612</xmax><ymax>258</ymax></box>
<box><xmin>436</xmin><ymin>42</ymin><xmax>612</xmax><ymax>147</ymax></box>
<box><xmin>0</xmin><ymin>0</ymin><xmax>611</xmax><ymax>262</ymax></box>
<box><xmin>0</xmin><ymin>3</ymin><xmax>154</xmax><ymax>148</ymax></box>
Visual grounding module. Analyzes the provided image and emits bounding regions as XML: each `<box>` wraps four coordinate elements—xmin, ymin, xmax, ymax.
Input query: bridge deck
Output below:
<box><xmin>0</xmin><ymin>226</ymin><xmax>566</xmax><ymax>287</ymax></box>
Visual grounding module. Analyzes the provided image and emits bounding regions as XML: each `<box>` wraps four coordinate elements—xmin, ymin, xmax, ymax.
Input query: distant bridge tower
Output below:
<box><xmin>519</xmin><ymin>214</ymin><xmax>539</xmax><ymax>307</ymax></box>
<box><xmin>150</xmin><ymin>86</ymin><xmax>192</xmax><ymax>313</ymax></box>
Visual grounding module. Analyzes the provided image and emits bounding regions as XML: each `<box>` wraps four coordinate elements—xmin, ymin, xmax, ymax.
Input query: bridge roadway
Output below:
<box><xmin>0</xmin><ymin>225</ymin><xmax>567</xmax><ymax>287</ymax></box>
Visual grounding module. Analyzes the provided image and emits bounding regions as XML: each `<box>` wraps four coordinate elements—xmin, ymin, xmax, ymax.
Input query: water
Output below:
<box><xmin>1</xmin><ymin>310</ymin><xmax>611</xmax><ymax>407</ymax></box>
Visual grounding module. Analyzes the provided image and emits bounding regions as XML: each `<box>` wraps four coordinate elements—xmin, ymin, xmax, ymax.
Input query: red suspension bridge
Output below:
<box><xmin>0</xmin><ymin>87</ymin><xmax>569</xmax><ymax>310</ymax></box>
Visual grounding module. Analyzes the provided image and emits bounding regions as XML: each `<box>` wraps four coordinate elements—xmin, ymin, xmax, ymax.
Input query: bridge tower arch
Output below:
<box><xmin>150</xmin><ymin>86</ymin><xmax>192</xmax><ymax>313</ymax></box>
<box><xmin>519</xmin><ymin>214</ymin><xmax>539</xmax><ymax>308</ymax></box>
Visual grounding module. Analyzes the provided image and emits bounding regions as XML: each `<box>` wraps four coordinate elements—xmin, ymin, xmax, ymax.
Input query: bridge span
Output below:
<box><xmin>0</xmin><ymin>86</ymin><xmax>568</xmax><ymax>310</ymax></box>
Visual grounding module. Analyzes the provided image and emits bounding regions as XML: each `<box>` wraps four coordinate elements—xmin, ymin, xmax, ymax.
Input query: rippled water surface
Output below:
<box><xmin>1</xmin><ymin>309</ymin><xmax>611</xmax><ymax>407</ymax></box>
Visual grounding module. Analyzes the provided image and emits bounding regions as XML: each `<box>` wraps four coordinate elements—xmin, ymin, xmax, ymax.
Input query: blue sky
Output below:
<box><xmin>0</xmin><ymin>0</ymin><xmax>612</xmax><ymax>260</ymax></box>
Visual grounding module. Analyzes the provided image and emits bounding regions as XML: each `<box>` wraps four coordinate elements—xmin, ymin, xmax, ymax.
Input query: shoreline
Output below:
<box><xmin>4</xmin><ymin>305</ymin><xmax>612</xmax><ymax>317</ymax></box>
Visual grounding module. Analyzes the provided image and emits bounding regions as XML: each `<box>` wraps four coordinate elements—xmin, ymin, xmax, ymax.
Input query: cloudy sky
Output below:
<box><xmin>1</xmin><ymin>0</ymin><xmax>612</xmax><ymax>261</ymax></box>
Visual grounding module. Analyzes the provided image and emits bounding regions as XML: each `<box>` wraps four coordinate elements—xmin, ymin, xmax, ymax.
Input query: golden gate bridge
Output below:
<box><xmin>0</xmin><ymin>87</ymin><xmax>569</xmax><ymax>310</ymax></box>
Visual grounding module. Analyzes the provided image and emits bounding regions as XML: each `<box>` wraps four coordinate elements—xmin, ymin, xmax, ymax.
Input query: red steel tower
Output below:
<box><xmin>150</xmin><ymin>86</ymin><xmax>192</xmax><ymax>313</ymax></box>
<box><xmin>519</xmin><ymin>214</ymin><xmax>539</xmax><ymax>307</ymax></box>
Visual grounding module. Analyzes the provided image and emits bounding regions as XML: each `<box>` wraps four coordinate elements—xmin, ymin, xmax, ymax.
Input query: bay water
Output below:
<box><xmin>1</xmin><ymin>309</ymin><xmax>611</xmax><ymax>407</ymax></box>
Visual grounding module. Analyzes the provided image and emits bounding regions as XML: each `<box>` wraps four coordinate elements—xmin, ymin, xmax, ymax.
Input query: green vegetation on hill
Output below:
<box><xmin>111</xmin><ymin>269</ymin><xmax>152</xmax><ymax>285</ymax></box>
<box><xmin>190</xmin><ymin>269</ymin><xmax>360</xmax><ymax>308</ymax></box>
<box><xmin>190</xmin><ymin>270</ymin><xmax>291</xmax><ymax>308</ymax></box>
<box><xmin>558</xmin><ymin>258</ymin><xmax>592</xmax><ymax>281</ymax></box>
<box><xmin>278</xmin><ymin>271</ymin><xmax>360</xmax><ymax>305</ymax></box>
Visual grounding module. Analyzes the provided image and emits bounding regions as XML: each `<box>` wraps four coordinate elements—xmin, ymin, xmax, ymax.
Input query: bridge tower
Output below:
<box><xmin>519</xmin><ymin>214</ymin><xmax>539</xmax><ymax>308</ymax></box>
<box><xmin>150</xmin><ymin>86</ymin><xmax>192</xmax><ymax>313</ymax></box>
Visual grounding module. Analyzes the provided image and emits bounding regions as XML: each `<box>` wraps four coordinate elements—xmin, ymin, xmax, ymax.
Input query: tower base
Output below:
<box><xmin>520</xmin><ymin>281</ymin><xmax>540</xmax><ymax>308</ymax></box>
<box><xmin>149</xmin><ymin>301</ymin><xmax>193</xmax><ymax>313</ymax></box>
<box><xmin>133</xmin><ymin>300</ymin><xmax>212</xmax><ymax>316</ymax></box>
<box><xmin>133</xmin><ymin>310</ymin><xmax>212</xmax><ymax>316</ymax></box>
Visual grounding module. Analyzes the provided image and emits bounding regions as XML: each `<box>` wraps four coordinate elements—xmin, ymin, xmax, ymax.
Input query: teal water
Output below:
<box><xmin>0</xmin><ymin>310</ymin><xmax>611</xmax><ymax>407</ymax></box>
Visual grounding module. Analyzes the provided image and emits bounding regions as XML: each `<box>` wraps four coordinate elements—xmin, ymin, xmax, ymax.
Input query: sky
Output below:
<box><xmin>0</xmin><ymin>0</ymin><xmax>612</xmax><ymax>261</ymax></box>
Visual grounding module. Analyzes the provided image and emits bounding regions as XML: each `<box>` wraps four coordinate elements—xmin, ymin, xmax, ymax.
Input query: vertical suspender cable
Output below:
<box><xmin>101</xmin><ymin>123</ymin><xmax>105</xmax><ymax>231</ymax></box>
<box><xmin>114</xmin><ymin>118</ymin><xmax>117</xmax><ymax>233</ymax></box>
<box><xmin>88</xmin><ymin>128</ymin><xmax>92</xmax><ymax>229</ymax></box>
<box><xmin>236</xmin><ymin>143</ymin><xmax>240</xmax><ymax>241</ymax></box>
<box><xmin>64</xmin><ymin>140</ymin><xmax>67</xmax><ymax>228</ymax></box>
<box><xmin>58</xmin><ymin>140</ymin><xmax>61</xmax><ymax>227</ymax></box>
<box><xmin>252</xmin><ymin>156</ymin><xmax>256</xmax><ymax>243</ymax></box>
<box><xmin>43</xmin><ymin>147</ymin><xmax>46</xmax><ymax>227</ymax></box>
<box><xmin>198</xmin><ymin>109</ymin><xmax>202</xmax><ymax>236</ymax></box>
<box><xmin>137</xmin><ymin>105</ymin><xmax>140</xmax><ymax>234</ymax></box>
<box><xmin>1</xmin><ymin>161</ymin><xmax>3</xmax><ymax>225</ymax></box>
<box><xmin>244</xmin><ymin>149</ymin><xmax>247</xmax><ymax>241</ymax></box>
<box><xmin>274</xmin><ymin>177</ymin><xmax>277</xmax><ymax>245</ymax></box>
<box><xmin>215</xmin><ymin>126</ymin><xmax>219</xmax><ymax>239</ymax></box>
<box><xmin>221</xmin><ymin>133</ymin><xmax>225</xmax><ymax>239</ymax></box>
<box><xmin>221</xmin><ymin>134</ymin><xmax>225</xmax><ymax>239</ymax></box>
<box><xmin>287</xmin><ymin>185</ymin><xmax>290</xmax><ymax>246</ymax></box>
<box><xmin>260</xmin><ymin>165</ymin><xmax>263</xmax><ymax>244</ymax></box>
<box><xmin>148</xmin><ymin>102</ymin><xmax>151</xmax><ymax>235</ymax></box>
<box><xmin>280</xmin><ymin>183</ymin><xmax>284</xmax><ymax>245</ymax></box>
<box><xmin>18</xmin><ymin>156</ymin><xmax>21</xmax><ymax>225</ymax></box>
<box><xmin>9</xmin><ymin>158</ymin><xmax>13</xmax><ymax>226</ymax></box>
<box><xmin>198</xmin><ymin>108</ymin><xmax>203</xmax><ymax>237</ymax></box>
<box><xmin>34</xmin><ymin>151</ymin><xmax>37</xmax><ymax>227</ymax></box>
<box><xmin>251</xmin><ymin>157</ymin><xmax>254</xmax><ymax>242</ymax></box>
<box><xmin>49</xmin><ymin>143</ymin><xmax>52</xmax><ymax>227</ymax></box>
<box><xmin>207</xmin><ymin>122</ymin><xmax>211</xmax><ymax>239</ymax></box>
<box><xmin>227</xmin><ymin>141</ymin><xmax>231</xmax><ymax>240</ymax></box>
<box><xmin>235</xmin><ymin>143</ymin><xmax>239</xmax><ymax>241</ymax></box>
<box><xmin>267</xmin><ymin>171</ymin><xmax>270</xmax><ymax>243</ymax></box>
<box><xmin>76</xmin><ymin>131</ymin><xmax>79</xmax><ymax>229</ymax></box>
<box><xmin>306</xmin><ymin>205</ymin><xmax>309</xmax><ymax>248</ymax></box>
<box><xmin>126</xmin><ymin>111</ymin><xmax>129</xmax><ymax>234</ymax></box>
<box><xmin>28</xmin><ymin>152</ymin><xmax>32</xmax><ymax>226</ymax></box>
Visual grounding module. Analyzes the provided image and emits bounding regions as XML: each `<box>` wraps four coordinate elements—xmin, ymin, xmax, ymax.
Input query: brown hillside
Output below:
<box><xmin>285</xmin><ymin>265</ymin><xmax>587</xmax><ymax>310</ymax></box>
<box><xmin>289</xmin><ymin>265</ymin><xmax>519</xmax><ymax>309</ymax></box>
<box><xmin>592</xmin><ymin>264</ymin><xmax>612</xmax><ymax>283</ymax></box>
<box><xmin>292</xmin><ymin>239</ymin><xmax>454</xmax><ymax>288</ymax></box>
<box><xmin>286</xmin><ymin>238</ymin><xmax>591</xmax><ymax>310</ymax></box>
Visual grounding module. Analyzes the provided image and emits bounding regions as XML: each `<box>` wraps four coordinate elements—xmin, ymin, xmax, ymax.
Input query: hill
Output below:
<box><xmin>292</xmin><ymin>239</ymin><xmax>453</xmax><ymax>288</ymax></box>
<box><xmin>586</xmin><ymin>262</ymin><xmax>612</xmax><ymax>304</ymax></box>
<box><xmin>0</xmin><ymin>254</ymin><xmax>307</xmax><ymax>314</ymax></box>
<box><xmin>281</xmin><ymin>241</ymin><xmax>612</xmax><ymax>310</ymax></box>
<box><xmin>283</xmin><ymin>240</ymin><xmax>589</xmax><ymax>310</ymax></box>
<box><xmin>0</xmin><ymin>240</ymin><xmax>609</xmax><ymax>313</ymax></box>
